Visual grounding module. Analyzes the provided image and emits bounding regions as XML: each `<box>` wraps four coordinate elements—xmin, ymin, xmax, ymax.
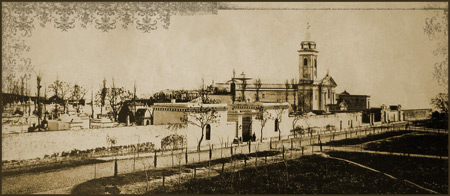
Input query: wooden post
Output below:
<box><xmin>255</xmin><ymin>151</ymin><xmax>258</xmax><ymax>167</ymax></box>
<box><xmin>185</xmin><ymin>147</ymin><xmax>188</xmax><ymax>164</ymax></box>
<box><xmin>270</xmin><ymin>138</ymin><xmax>272</xmax><ymax>149</ymax></box>
<box><xmin>230</xmin><ymin>144</ymin><xmax>233</xmax><ymax>155</ymax></box>
<box><xmin>248</xmin><ymin>141</ymin><xmax>251</xmax><ymax>153</ymax></box>
<box><xmin>154</xmin><ymin>151</ymin><xmax>157</xmax><ymax>168</ymax></box>
<box><xmin>301</xmin><ymin>146</ymin><xmax>304</xmax><ymax>156</ymax></box>
<box><xmin>114</xmin><ymin>159</ymin><xmax>118</xmax><ymax>177</ymax></box>
<box><xmin>222</xmin><ymin>162</ymin><xmax>225</xmax><ymax>174</ymax></box>
<box><xmin>282</xmin><ymin>145</ymin><xmax>285</xmax><ymax>160</ymax></box>
<box><xmin>290</xmin><ymin>139</ymin><xmax>293</xmax><ymax>150</ymax></box>
<box><xmin>209</xmin><ymin>146</ymin><xmax>212</xmax><ymax>160</ymax></box>
<box><xmin>194</xmin><ymin>167</ymin><xmax>196</xmax><ymax>179</ymax></box>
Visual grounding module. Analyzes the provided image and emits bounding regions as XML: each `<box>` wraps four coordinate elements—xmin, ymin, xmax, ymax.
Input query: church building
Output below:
<box><xmin>213</xmin><ymin>34</ymin><xmax>337</xmax><ymax>114</ymax></box>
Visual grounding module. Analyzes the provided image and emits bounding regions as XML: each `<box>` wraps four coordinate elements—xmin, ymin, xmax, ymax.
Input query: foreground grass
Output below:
<box><xmin>71</xmin><ymin>151</ymin><xmax>280</xmax><ymax>194</ymax></box>
<box><xmin>365</xmin><ymin>132</ymin><xmax>448</xmax><ymax>156</ymax></box>
<box><xmin>323</xmin><ymin>130</ymin><xmax>412</xmax><ymax>146</ymax></box>
<box><xmin>327</xmin><ymin>151</ymin><xmax>448</xmax><ymax>194</ymax></box>
<box><xmin>148</xmin><ymin>155</ymin><xmax>426</xmax><ymax>194</ymax></box>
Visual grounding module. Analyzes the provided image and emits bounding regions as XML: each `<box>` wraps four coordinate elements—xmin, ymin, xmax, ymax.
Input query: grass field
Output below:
<box><xmin>326</xmin><ymin>151</ymin><xmax>448</xmax><ymax>194</ymax></box>
<box><xmin>71</xmin><ymin>151</ymin><xmax>281</xmax><ymax>194</ymax></box>
<box><xmin>364</xmin><ymin>132</ymin><xmax>448</xmax><ymax>156</ymax></box>
<box><xmin>323</xmin><ymin>130</ymin><xmax>412</xmax><ymax>146</ymax></box>
<box><xmin>147</xmin><ymin>154</ymin><xmax>427</xmax><ymax>194</ymax></box>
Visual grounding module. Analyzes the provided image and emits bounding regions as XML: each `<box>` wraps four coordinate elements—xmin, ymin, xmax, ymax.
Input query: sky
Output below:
<box><xmin>14</xmin><ymin>2</ymin><xmax>448</xmax><ymax>109</ymax></box>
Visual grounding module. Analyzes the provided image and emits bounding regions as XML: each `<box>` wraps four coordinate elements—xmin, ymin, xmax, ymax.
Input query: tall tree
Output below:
<box><xmin>291</xmin><ymin>79</ymin><xmax>298</xmax><ymax>112</ymax></box>
<box><xmin>180</xmin><ymin>106</ymin><xmax>221</xmax><ymax>152</ymax></box>
<box><xmin>254</xmin><ymin>78</ymin><xmax>262</xmax><ymax>102</ymax></box>
<box><xmin>284</xmin><ymin>80</ymin><xmax>290</xmax><ymax>102</ymax></box>
<box><xmin>241</xmin><ymin>79</ymin><xmax>247</xmax><ymax>102</ymax></box>
<box><xmin>107</xmin><ymin>78</ymin><xmax>133</xmax><ymax>122</ymax></box>
<box><xmin>95</xmin><ymin>78</ymin><xmax>108</xmax><ymax>115</ymax></box>
<box><xmin>70</xmin><ymin>83</ymin><xmax>87</xmax><ymax>112</ymax></box>
<box><xmin>431</xmin><ymin>93</ymin><xmax>448</xmax><ymax>115</ymax></box>
<box><xmin>256</xmin><ymin>107</ymin><xmax>272</xmax><ymax>141</ymax></box>
<box><xmin>48</xmin><ymin>79</ymin><xmax>71</xmax><ymax>114</ymax></box>
<box><xmin>36</xmin><ymin>74</ymin><xmax>42</xmax><ymax>129</ymax></box>
<box><xmin>291</xmin><ymin>114</ymin><xmax>304</xmax><ymax>138</ymax></box>
<box><xmin>275</xmin><ymin>107</ymin><xmax>287</xmax><ymax>141</ymax></box>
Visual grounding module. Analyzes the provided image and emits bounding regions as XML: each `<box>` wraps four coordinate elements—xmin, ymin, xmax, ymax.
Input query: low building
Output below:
<box><xmin>335</xmin><ymin>90</ymin><xmax>370</xmax><ymax>112</ymax></box>
<box><xmin>152</xmin><ymin>102</ymin><xmax>234</xmax><ymax>149</ymax></box>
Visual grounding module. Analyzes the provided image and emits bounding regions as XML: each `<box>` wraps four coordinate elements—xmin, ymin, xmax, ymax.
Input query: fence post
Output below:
<box><xmin>249</xmin><ymin>141</ymin><xmax>251</xmax><ymax>153</ymax></box>
<box><xmin>222</xmin><ymin>162</ymin><xmax>225</xmax><ymax>174</ymax></box>
<box><xmin>185</xmin><ymin>147</ymin><xmax>188</xmax><ymax>164</ymax></box>
<box><xmin>154</xmin><ymin>151</ymin><xmax>157</xmax><ymax>168</ymax></box>
<box><xmin>162</xmin><ymin>171</ymin><xmax>165</xmax><ymax>187</ymax></box>
<box><xmin>194</xmin><ymin>167</ymin><xmax>196</xmax><ymax>179</ymax></box>
<box><xmin>209</xmin><ymin>146</ymin><xmax>212</xmax><ymax>160</ymax></box>
<box><xmin>282</xmin><ymin>145</ymin><xmax>285</xmax><ymax>160</ymax></box>
<box><xmin>270</xmin><ymin>138</ymin><xmax>272</xmax><ymax>149</ymax></box>
<box><xmin>230</xmin><ymin>143</ymin><xmax>233</xmax><ymax>155</ymax></box>
<box><xmin>114</xmin><ymin>158</ymin><xmax>118</xmax><ymax>177</ymax></box>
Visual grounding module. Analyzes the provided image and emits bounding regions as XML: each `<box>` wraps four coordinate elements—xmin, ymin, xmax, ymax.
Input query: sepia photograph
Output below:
<box><xmin>1</xmin><ymin>2</ymin><xmax>448</xmax><ymax>194</ymax></box>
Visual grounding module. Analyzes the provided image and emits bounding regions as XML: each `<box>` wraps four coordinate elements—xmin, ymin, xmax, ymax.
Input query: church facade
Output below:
<box><xmin>214</xmin><ymin>38</ymin><xmax>337</xmax><ymax>113</ymax></box>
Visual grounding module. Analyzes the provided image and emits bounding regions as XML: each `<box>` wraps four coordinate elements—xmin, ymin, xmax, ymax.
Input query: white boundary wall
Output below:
<box><xmin>2</xmin><ymin>125</ymin><xmax>183</xmax><ymax>161</ymax></box>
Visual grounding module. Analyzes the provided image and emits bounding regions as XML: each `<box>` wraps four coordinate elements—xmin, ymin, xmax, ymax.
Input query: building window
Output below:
<box><xmin>314</xmin><ymin>59</ymin><xmax>317</xmax><ymax>68</ymax></box>
<box><xmin>274</xmin><ymin>119</ymin><xmax>279</xmax><ymax>132</ymax></box>
<box><xmin>328</xmin><ymin>89</ymin><xmax>331</xmax><ymax>99</ymax></box>
<box><xmin>206</xmin><ymin>124</ymin><xmax>211</xmax><ymax>140</ymax></box>
<box><xmin>303</xmin><ymin>58</ymin><xmax>308</xmax><ymax>66</ymax></box>
<box><xmin>262</xmin><ymin>94</ymin><xmax>265</xmax><ymax>98</ymax></box>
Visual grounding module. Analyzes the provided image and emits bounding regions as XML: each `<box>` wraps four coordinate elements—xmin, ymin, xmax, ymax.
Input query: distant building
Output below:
<box><xmin>335</xmin><ymin>90</ymin><xmax>370</xmax><ymax>112</ymax></box>
<box><xmin>117</xmin><ymin>101</ymin><xmax>148</xmax><ymax>125</ymax></box>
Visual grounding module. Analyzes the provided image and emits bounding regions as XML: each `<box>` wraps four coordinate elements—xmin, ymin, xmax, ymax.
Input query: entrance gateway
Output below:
<box><xmin>242</xmin><ymin>116</ymin><xmax>252</xmax><ymax>142</ymax></box>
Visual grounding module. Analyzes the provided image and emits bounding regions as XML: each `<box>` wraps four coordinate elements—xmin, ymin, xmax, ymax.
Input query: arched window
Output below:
<box><xmin>315</xmin><ymin>59</ymin><xmax>317</xmax><ymax>68</ymax></box>
<box><xmin>303</xmin><ymin>58</ymin><xmax>308</xmax><ymax>66</ymax></box>
<box><xmin>206</xmin><ymin>124</ymin><xmax>211</xmax><ymax>140</ymax></box>
<box><xmin>274</xmin><ymin>119</ymin><xmax>279</xmax><ymax>132</ymax></box>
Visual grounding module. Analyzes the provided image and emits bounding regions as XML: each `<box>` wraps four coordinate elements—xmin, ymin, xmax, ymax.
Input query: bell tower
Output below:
<box><xmin>298</xmin><ymin>23</ymin><xmax>318</xmax><ymax>81</ymax></box>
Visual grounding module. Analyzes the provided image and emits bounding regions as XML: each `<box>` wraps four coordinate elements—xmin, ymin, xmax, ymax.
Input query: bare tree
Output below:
<box><xmin>291</xmin><ymin>79</ymin><xmax>298</xmax><ymax>112</ymax></box>
<box><xmin>291</xmin><ymin>114</ymin><xmax>304</xmax><ymax>138</ymax></box>
<box><xmin>70</xmin><ymin>83</ymin><xmax>87</xmax><ymax>112</ymax></box>
<box><xmin>275</xmin><ymin>107</ymin><xmax>287</xmax><ymax>141</ymax></box>
<box><xmin>284</xmin><ymin>80</ymin><xmax>289</xmax><ymax>102</ymax></box>
<box><xmin>256</xmin><ymin>108</ymin><xmax>272</xmax><ymax>142</ymax></box>
<box><xmin>180</xmin><ymin>106</ymin><xmax>221</xmax><ymax>152</ymax></box>
<box><xmin>95</xmin><ymin>78</ymin><xmax>108</xmax><ymax>115</ymax></box>
<box><xmin>36</xmin><ymin>74</ymin><xmax>42</xmax><ymax>129</ymax></box>
<box><xmin>107</xmin><ymin>78</ymin><xmax>133</xmax><ymax>122</ymax></box>
<box><xmin>431</xmin><ymin>93</ymin><xmax>448</xmax><ymax>114</ymax></box>
<box><xmin>48</xmin><ymin>79</ymin><xmax>71</xmax><ymax>114</ymax></box>
<box><xmin>254</xmin><ymin>78</ymin><xmax>262</xmax><ymax>102</ymax></box>
<box><xmin>241</xmin><ymin>79</ymin><xmax>247</xmax><ymax>102</ymax></box>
